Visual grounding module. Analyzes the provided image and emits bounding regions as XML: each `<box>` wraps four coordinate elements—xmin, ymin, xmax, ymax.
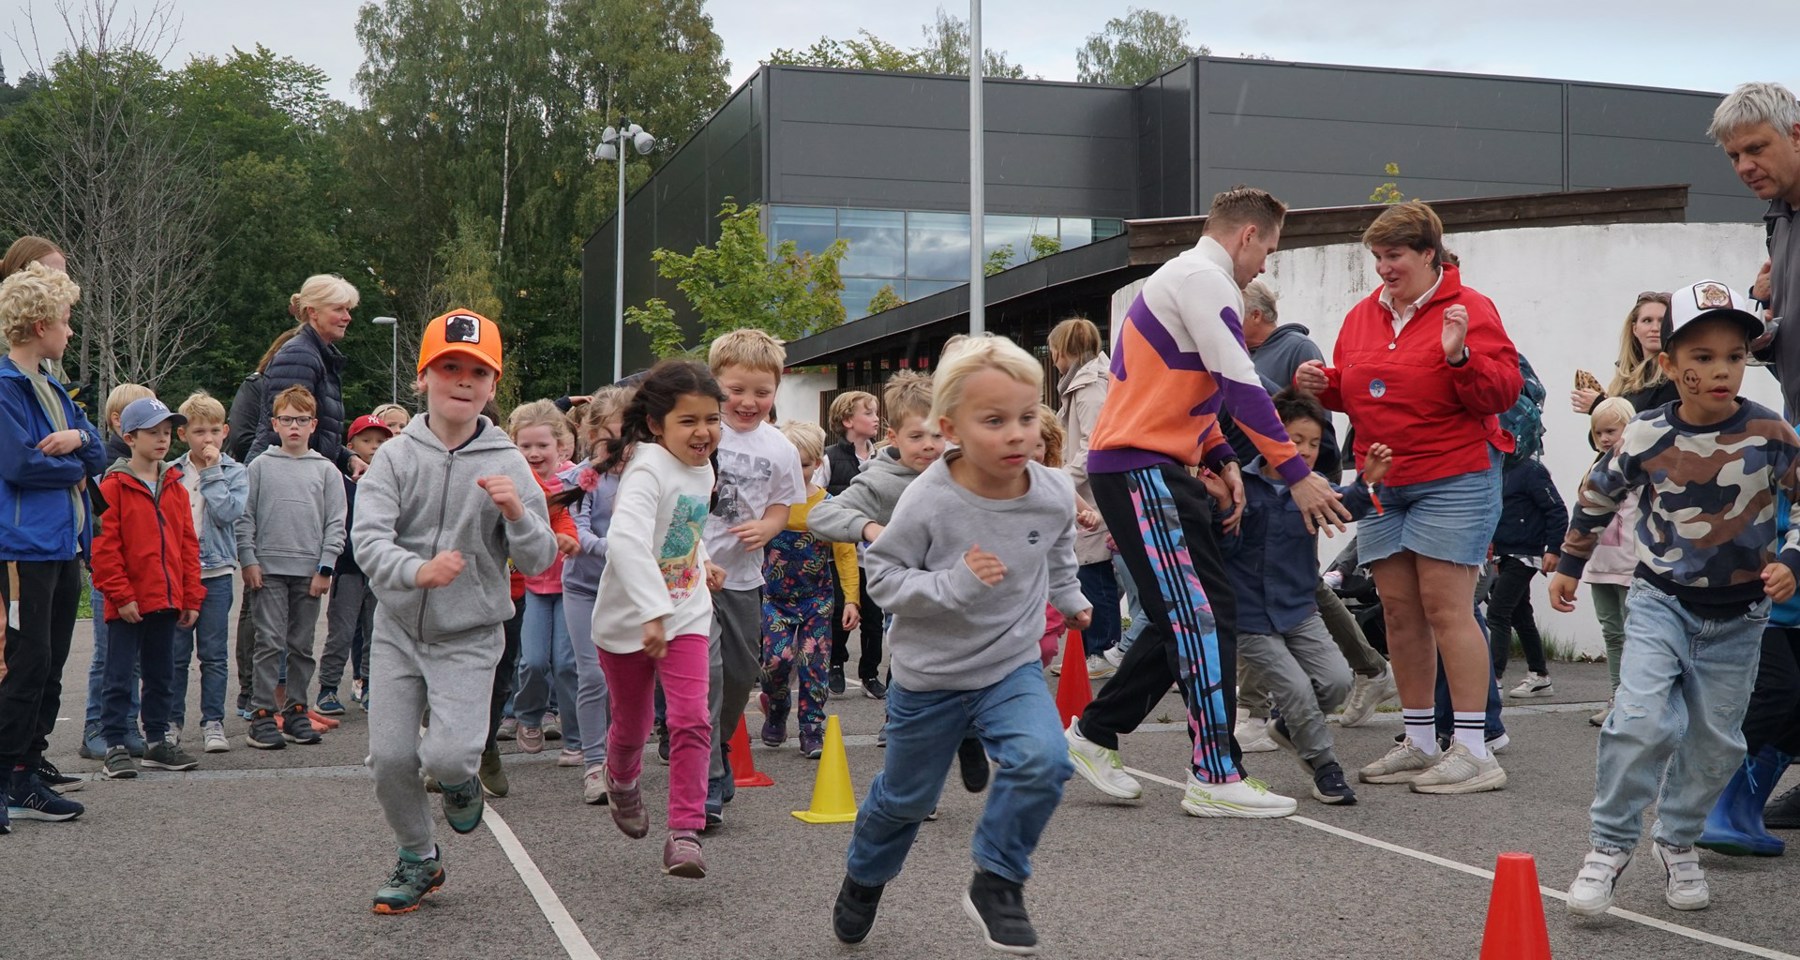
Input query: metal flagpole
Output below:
<box><xmin>968</xmin><ymin>0</ymin><xmax>985</xmax><ymax>335</ymax></box>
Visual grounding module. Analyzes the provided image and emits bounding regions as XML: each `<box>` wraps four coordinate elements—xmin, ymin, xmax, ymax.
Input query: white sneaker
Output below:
<box><xmin>202</xmin><ymin>720</ymin><xmax>230</xmax><ymax>753</ymax></box>
<box><xmin>1103</xmin><ymin>646</ymin><xmax>1125</xmax><ymax>668</ymax></box>
<box><xmin>1339</xmin><ymin>665</ymin><xmax>1398</xmax><ymax>727</ymax></box>
<box><xmin>1589</xmin><ymin>700</ymin><xmax>1611</xmax><ymax>727</ymax></box>
<box><xmin>1235</xmin><ymin>716</ymin><xmax>1279</xmax><ymax>753</ymax></box>
<box><xmin>1064</xmin><ymin>720</ymin><xmax>1142</xmax><ymax>799</ymax></box>
<box><xmin>583</xmin><ymin>763</ymin><xmax>608</xmax><ymax>805</ymax></box>
<box><xmin>1180</xmin><ymin>774</ymin><xmax>1297</xmax><ymax>819</ymax></box>
<box><xmin>1409</xmin><ymin>742</ymin><xmax>1507</xmax><ymax>794</ymax></box>
<box><xmin>165</xmin><ymin>725</ymin><xmax>181</xmax><ymax>746</ymax></box>
<box><xmin>1507</xmin><ymin>672</ymin><xmax>1555</xmax><ymax>698</ymax></box>
<box><xmin>1085</xmin><ymin>654</ymin><xmax>1116</xmax><ymax>680</ymax></box>
<box><xmin>1567</xmin><ymin>849</ymin><xmax>1631</xmax><ymax>917</ymax></box>
<box><xmin>1359</xmin><ymin>740</ymin><xmax>1438</xmax><ymax>784</ymax></box>
<box><xmin>558</xmin><ymin>748</ymin><xmax>583</xmax><ymax>767</ymax></box>
<box><xmin>1654</xmin><ymin>842</ymin><xmax>1710</xmax><ymax>910</ymax></box>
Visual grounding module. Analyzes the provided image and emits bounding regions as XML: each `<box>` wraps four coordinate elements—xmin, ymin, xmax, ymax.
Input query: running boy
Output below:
<box><xmin>824</xmin><ymin>389</ymin><xmax>883</xmax><ymax>695</ymax></box>
<box><xmin>169</xmin><ymin>391</ymin><xmax>248</xmax><ymax>754</ymax></box>
<box><xmin>91</xmin><ymin>397</ymin><xmax>205</xmax><ymax>779</ymax></box>
<box><xmin>318</xmin><ymin>414</ymin><xmax>393</xmax><ymax>717</ymax></box>
<box><xmin>1550</xmin><ymin>281</ymin><xmax>1800</xmax><ymax>915</ymax></box>
<box><xmin>833</xmin><ymin>336</ymin><xmax>1089</xmax><ymax>954</ymax></box>
<box><xmin>355</xmin><ymin>310</ymin><xmax>555</xmax><ymax>914</ymax></box>
<box><xmin>701</xmin><ymin>329</ymin><xmax>807</xmax><ymax>825</ymax></box>
<box><xmin>237</xmin><ymin>385</ymin><xmax>346</xmax><ymax>750</ymax></box>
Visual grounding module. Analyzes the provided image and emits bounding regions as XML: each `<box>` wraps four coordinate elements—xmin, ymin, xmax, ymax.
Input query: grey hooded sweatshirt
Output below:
<box><xmin>808</xmin><ymin>446</ymin><xmax>923</xmax><ymax>544</ymax></box>
<box><xmin>352</xmin><ymin>416</ymin><xmax>556</xmax><ymax>644</ymax></box>
<box><xmin>236</xmin><ymin>446</ymin><xmax>347</xmax><ymax>578</ymax></box>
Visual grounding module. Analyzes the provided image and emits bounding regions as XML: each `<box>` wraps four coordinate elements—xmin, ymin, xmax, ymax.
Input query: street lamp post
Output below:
<box><xmin>371</xmin><ymin>315</ymin><xmax>398</xmax><ymax>405</ymax></box>
<box><xmin>968</xmin><ymin>0</ymin><xmax>985</xmax><ymax>335</ymax></box>
<box><xmin>596</xmin><ymin>122</ymin><xmax>657</xmax><ymax>383</ymax></box>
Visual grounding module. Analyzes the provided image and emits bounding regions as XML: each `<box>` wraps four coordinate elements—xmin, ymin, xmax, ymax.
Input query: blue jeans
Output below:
<box><xmin>1112</xmin><ymin>552</ymin><xmax>1148</xmax><ymax>655</ymax></box>
<box><xmin>1589</xmin><ymin>581</ymin><xmax>1767</xmax><ymax>852</ymax></box>
<box><xmin>515</xmin><ymin>591</ymin><xmax>580</xmax><ymax>750</ymax></box>
<box><xmin>563</xmin><ymin>590</ymin><xmax>610</xmax><ymax>767</ymax></box>
<box><xmin>845</xmin><ymin>661</ymin><xmax>1071</xmax><ymax>886</ymax></box>
<box><xmin>101</xmin><ymin>610</ymin><xmax>177</xmax><ymax>747</ymax></box>
<box><xmin>1076</xmin><ymin>561</ymin><xmax>1121</xmax><ymax>655</ymax></box>
<box><xmin>170</xmin><ymin>574</ymin><xmax>234</xmax><ymax>727</ymax></box>
<box><xmin>84</xmin><ymin>583</ymin><xmax>139</xmax><ymax>728</ymax></box>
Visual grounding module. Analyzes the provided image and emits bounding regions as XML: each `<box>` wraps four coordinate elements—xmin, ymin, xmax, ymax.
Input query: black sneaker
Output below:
<box><xmin>862</xmin><ymin>676</ymin><xmax>887</xmax><ymax>700</ymax></box>
<box><xmin>142</xmin><ymin>740</ymin><xmax>200</xmax><ymax>772</ymax></box>
<box><xmin>655</xmin><ymin>721</ymin><xmax>671</xmax><ymax>765</ymax></box>
<box><xmin>829</xmin><ymin>665</ymin><xmax>846</xmax><ymax>696</ymax></box>
<box><xmin>1311</xmin><ymin>761</ymin><xmax>1358</xmax><ymax>805</ymax></box>
<box><xmin>283</xmin><ymin>706</ymin><xmax>321</xmax><ymax>745</ymax></box>
<box><xmin>6</xmin><ymin>771</ymin><xmax>84</xmax><ymax>821</ymax></box>
<box><xmin>962</xmin><ymin>869</ymin><xmax>1037</xmax><ymax>953</ymax></box>
<box><xmin>101</xmin><ymin>745</ymin><xmax>138</xmax><ymax>780</ymax></box>
<box><xmin>31</xmin><ymin>758</ymin><xmax>84</xmax><ymax>794</ymax></box>
<box><xmin>1767</xmin><ymin>784</ymin><xmax>1800</xmax><ymax>829</ymax></box>
<box><xmin>704</xmin><ymin>775</ymin><xmax>725</xmax><ymax>829</ymax></box>
<box><xmin>832</xmin><ymin>875</ymin><xmax>885</xmax><ymax>944</ymax></box>
<box><xmin>247</xmin><ymin>709</ymin><xmax>285</xmax><ymax>750</ymax></box>
<box><xmin>958</xmin><ymin>737</ymin><xmax>990</xmax><ymax>793</ymax></box>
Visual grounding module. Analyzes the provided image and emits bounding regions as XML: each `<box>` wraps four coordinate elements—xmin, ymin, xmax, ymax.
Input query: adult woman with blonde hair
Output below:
<box><xmin>1049</xmin><ymin>315</ymin><xmax>1120</xmax><ymax>678</ymax></box>
<box><xmin>1569</xmin><ymin>292</ymin><xmax>1676</xmax><ymax>414</ymax></box>
<box><xmin>249</xmin><ymin>274</ymin><xmax>363</xmax><ymax>474</ymax></box>
<box><xmin>1295</xmin><ymin>200</ymin><xmax>1522</xmax><ymax>795</ymax></box>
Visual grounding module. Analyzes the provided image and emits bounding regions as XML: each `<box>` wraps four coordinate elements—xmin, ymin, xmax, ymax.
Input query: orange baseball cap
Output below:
<box><xmin>417</xmin><ymin>310</ymin><xmax>503</xmax><ymax>376</ymax></box>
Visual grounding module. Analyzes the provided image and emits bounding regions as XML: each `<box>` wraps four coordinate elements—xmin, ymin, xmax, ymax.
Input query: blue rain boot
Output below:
<box><xmin>1697</xmin><ymin>746</ymin><xmax>1790</xmax><ymax>857</ymax></box>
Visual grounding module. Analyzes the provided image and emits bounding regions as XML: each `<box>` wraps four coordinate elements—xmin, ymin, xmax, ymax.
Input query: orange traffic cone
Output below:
<box><xmin>1480</xmin><ymin>852</ymin><xmax>1552</xmax><ymax>960</ymax></box>
<box><xmin>1055</xmin><ymin>631</ymin><xmax>1093</xmax><ymax>727</ymax></box>
<box><xmin>793</xmin><ymin>714</ymin><xmax>859</xmax><ymax>824</ymax></box>
<box><xmin>730</xmin><ymin>715</ymin><xmax>774</xmax><ymax>788</ymax></box>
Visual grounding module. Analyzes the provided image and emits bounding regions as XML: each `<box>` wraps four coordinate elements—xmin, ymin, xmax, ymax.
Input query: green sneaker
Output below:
<box><xmin>479</xmin><ymin>746</ymin><xmax>509</xmax><ymax>798</ymax></box>
<box><xmin>372</xmin><ymin>848</ymin><xmax>445</xmax><ymax>915</ymax></box>
<box><xmin>441</xmin><ymin>777</ymin><xmax>485</xmax><ymax>834</ymax></box>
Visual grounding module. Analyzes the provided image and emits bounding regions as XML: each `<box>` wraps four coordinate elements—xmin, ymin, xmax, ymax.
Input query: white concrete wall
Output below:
<box><xmin>1261</xmin><ymin>221</ymin><xmax>1773</xmax><ymax>657</ymax></box>
<box><xmin>776</xmin><ymin>367</ymin><xmax>838</xmax><ymax>431</ymax></box>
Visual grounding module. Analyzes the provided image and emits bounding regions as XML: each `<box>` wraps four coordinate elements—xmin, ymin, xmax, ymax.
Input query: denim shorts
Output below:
<box><xmin>1358</xmin><ymin>447</ymin><xmax>1501</xmax><ymax>568</ymax></box>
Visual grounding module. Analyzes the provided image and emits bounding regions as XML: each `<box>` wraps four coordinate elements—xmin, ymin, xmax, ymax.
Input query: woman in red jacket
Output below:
<box><xmin>1296</xmin><ymin>201</ymin><xmax>1522</xmax><ymax>795</ymax></box>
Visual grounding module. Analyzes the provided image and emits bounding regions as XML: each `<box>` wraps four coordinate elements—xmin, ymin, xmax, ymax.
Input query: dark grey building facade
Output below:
<box><xmin>582</xmin><ymin>57</ymin><xmax>1752</xmax><ymax>384</ymax></box>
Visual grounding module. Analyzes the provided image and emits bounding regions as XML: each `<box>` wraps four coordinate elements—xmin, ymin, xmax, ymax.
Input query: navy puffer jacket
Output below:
<box><xmin>249</xmin><ymin>324</ymin><xmax>349</xmax><ymax>472</ymax></box>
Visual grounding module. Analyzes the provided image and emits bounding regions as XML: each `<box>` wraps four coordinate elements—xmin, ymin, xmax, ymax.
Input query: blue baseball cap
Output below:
<box><xmin>119</xmin><ymin>397</ymin><xmax>186</xmax><ymax>435</ymax></box>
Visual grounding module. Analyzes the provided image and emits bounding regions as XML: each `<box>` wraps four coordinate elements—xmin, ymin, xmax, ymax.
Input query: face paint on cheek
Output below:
<box><xmin>1681</xmin><ymin>368</ymin><xmax>1702</xmax><ymax>394</ymax></box>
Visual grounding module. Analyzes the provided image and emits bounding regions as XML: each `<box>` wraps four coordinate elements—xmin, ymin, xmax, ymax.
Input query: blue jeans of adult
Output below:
<box><xmin>1434</xmin><ymin>600</ymin><xmax>1506</xmax><ymax>741</ymax></box>
<box><xmin>170</xmin><ymin>574</ymin><xmax>234</xmax><ymax>728</ymax></box>
<box><xmin>84</xmin><ymin>583</ymin><xmax>139</xmax><ymax>729</ymax></box>
<box><xmin>1111</xmin><ymin>552</ymin><xmax>1148</xmax><ymax>656</ymax></box>
<box><xmin>845</xmin><ymin>661</ymin><xmax>1071</xmax><ymax>886</ymax></box>
<box><xmin>1590</xmin><ymin>581</ymin><xmax>1767</xmax><ymax>852</ymax></box>
<box><xmin>515</xmin><ymin>591</ymin><xmax>580</xmax><ymax>751</ymax></box>
<box><xmin>101</xmin><ymin>610</ymin><xmax>178</xmax><ymax>748</ymax></box>
<box><xmin>1075</xmin><ymin>561</ymin><xmax>1121</xmax><ymax>655</ymax></box>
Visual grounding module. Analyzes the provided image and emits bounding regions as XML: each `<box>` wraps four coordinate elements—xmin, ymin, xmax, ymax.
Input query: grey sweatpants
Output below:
<box><xmin>708</xmin><ymin>586</ymin><xmax>761</xmax><ymax>781</ymax></box>
<box><xmin>252</xmin><ymin>574</ymin><xmax>321</xmax><ymax>713</ymax></box>
<box><xmin>1242</xmin><ymin>582</ymin><xmax>1385</xmax><ymax>719</ymax></box>
<box><xmin>319</xmin><ymin>571</ymin><xmax>375</xmax><ymax>692</ymax></box>
<box><xmin>1238</xmin><ymin>613</ymin><xmax>1353</xmax><ymax>770</ymax></box>
<box><xmin>368</xmin><ymin>607</ymin><xmax>501</xmax><ymax>857</ymax></box>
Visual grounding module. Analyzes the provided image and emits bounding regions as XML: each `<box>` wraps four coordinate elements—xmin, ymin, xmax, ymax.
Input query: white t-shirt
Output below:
<box><xmin>702</xmin><ymin>420</ymin><xmax>807</xmax><ymax>590</ymax></box>
<box><xmin>592</xmin><ymin>442</ymin><xmax>715</xmax><ymax>653</ymax></box>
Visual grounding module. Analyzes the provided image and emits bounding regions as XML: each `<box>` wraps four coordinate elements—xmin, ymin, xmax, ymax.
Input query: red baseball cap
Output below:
<box><xmin>348</xmin><ymin>414</ymin><xmax>394</xmax><ymax>438</ymax></box>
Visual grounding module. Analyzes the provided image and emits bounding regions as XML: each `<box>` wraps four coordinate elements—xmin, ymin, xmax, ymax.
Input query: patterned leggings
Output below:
<box><xmin>762</xmin><ymin>593</ymin><xmax>832</xmax><ymax>739</ymax></box>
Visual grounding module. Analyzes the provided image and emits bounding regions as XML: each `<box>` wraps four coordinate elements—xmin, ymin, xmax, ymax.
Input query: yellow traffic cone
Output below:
<box><xmin>792</xmin><ymin>714</ymin><xmax>860</xmax><ymax>824</ymax></box>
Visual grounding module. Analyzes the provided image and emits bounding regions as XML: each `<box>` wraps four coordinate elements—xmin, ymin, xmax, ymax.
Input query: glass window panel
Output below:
<box><xmin>1060</xmin><ymin>217</ymin><xmax>1094</xmax><ymax>249</ymax></box>
<box><xmin>905</xmin><ymin>278</ymin><xmax>960</xmax><ymax>302</ymax></box>
<box><xmin>982</xmin><ymin>215</ymin><xmax>1035</xmax><ymax>272</ymax></box>
<box><xmin>769</xmin><ymin>205</ymin><xmax>837</xmax><ymax>258</ymax></box>
<box><xmin>838</xmin><ymin>208</ymin><xmax>905</xmax><ymax>279</ymax></box>
<box><xmin>1093</xmin><ymin>218</ymin><xmax>1125</xmax><ymax>241</ymax></box>
<box><xmin>841</xmin><ymin>277</ymin><xmax>903</xmax><ymax>322</ymax></box>
<box><xmin>905</xmin><ymin>211</ymin><xmax>970</xmax><ymax>281</ymax></box>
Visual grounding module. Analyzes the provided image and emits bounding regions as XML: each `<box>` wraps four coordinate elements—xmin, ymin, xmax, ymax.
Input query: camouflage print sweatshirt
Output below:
<box><xmin>1556</xmin><ymin>398</ymin><xmax>1800</xmax><ymax>615</ymax></box>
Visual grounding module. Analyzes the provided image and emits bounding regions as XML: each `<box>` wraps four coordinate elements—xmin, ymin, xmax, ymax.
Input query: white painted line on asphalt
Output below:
<box><xmin>485</xmin><ymin>808</ymin><xmax>603</xmax><ymax>960</ymax></box>
<box><xmin>1121</xmin><ymin>765</ymin><xmax>1800</xmax><ymax>960</ymax></box>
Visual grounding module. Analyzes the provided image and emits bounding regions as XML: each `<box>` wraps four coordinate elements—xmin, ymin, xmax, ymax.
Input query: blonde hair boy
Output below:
<box><xmin>708</xmin><ymin>329</ymin><xmax>785</xmax><ymax>378</ymax></box>
<box><xmin>930</xmin><ymin>336</ymin><xmax>1043</xmax><ymax>422</ymax></box>
<box><xmin>779</xmin><ymin>420</ymin><xmax>827</xmax><ymax>465</ymax></box>
<box><xmin>0</xmin><ymin>262</ymin><xmax>80</xmax><ymax>346</ymax></box>
<box><xmin>882</xmin><ymin>371</ymin><xmax>934</xmax><ymax>430</ymax></box>
<box><xmin>829</xmin><ymin>391</ymin><xmax>878</xmax><ymax>439</ymax></box>
<box><xmin>104</xmin><ymin>383</ymin><xmax>155</xmax><ymax>436</ymax></box>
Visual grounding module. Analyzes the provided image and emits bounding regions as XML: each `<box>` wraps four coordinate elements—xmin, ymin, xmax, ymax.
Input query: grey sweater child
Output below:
<box><xmin>865</xmin><ymin>454</ymin><xmax>1089</xmax><ymax>692</ymax></box>
<box><xmin>235</xmin><ymin>446</ymin><xmax>346</xmax><ymax>578</ymax></box>
<box><xmin>809</xmin><ymin>447</ymin><xmax>921</xmax><ymax>544</ymax></box>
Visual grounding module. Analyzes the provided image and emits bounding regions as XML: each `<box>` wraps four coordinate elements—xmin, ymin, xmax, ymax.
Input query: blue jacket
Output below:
<box><xmin>0</xmin><ymin>356</ymin><xmax>107</xmax><ymax>561</ymax></box>
<box><xmin>1222</xmin><ymin>457</ymin><xmax>1376</xmax><ymax>635</ymax></box>
<box><xmin>1492</xmin><ymin>457</ymin><xmax>1567</xmax><ymax>559</ymax></box>
<box><xmin>559</xmin><ymin>464</ymin><xmax>617</xmax><ymax>598</ymax></box>
<box><xmin>173</xmin><ymin>450</ymin><xmax>249</xmax><ymax>573</ymax></box>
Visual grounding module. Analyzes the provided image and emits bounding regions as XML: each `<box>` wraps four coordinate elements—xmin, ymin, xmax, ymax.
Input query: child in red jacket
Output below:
<box><xmin>90</xmin><ymin>397</ymin><xmax>204</xmax><ymax>779</ymax></box>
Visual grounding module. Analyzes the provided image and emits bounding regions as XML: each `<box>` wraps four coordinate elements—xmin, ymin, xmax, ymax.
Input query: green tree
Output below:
<box><xmin>766</xmin><ymin>32</ymin><xmax>922</xmax><ymax>72</ymax></box>
<box><xmin>1076</xmin><ymin>8</ymin><xmax>1204</xmax><ymax>85</ymax></box>
<box><xmin>626</xmin><ymin>202</ymin><xmax>847</xmax><ymax>358</ymax></box>
<box><xmin>916</xmin><ymin>7</ymin><xmax>1030</xmax><ymax>78</ymax></box>
<box><xmin>1028</xmin><ymin>233</ymin><xmax>1063</xmax><ymax>260</ymax></box>
<box><xmin>984</xmin><ymin>244</ymin><xmax>1014</xmax><ymax>277</ymax></box>
<box><xmin>867</xmin><ymin>284</ymin><xmax>906</xmax><ymax>314</ymax></box>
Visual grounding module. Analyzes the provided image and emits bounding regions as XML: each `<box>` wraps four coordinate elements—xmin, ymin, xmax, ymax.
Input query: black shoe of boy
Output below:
<box><xmin>1311</xmin><ymin>761</ymin><xmax>1358</xmax><ymax>805</ymax></box>
<box><xmin>833</xmin><ymin>874</ymin><xmax>886</xmax><ymax>944</ymax></box>
<box><xmin>283</xmin><ymin>706</ymin><xmax>321</xmax><ymax>745</ymax></box>
<box><xmin>246</xmin><ymin>710</ymin><xmax>284</xmax><ymax>749</ymax></box>
<box><xmin>957</xmin><ymin>737</ymin><xmax>990</xmax><ymax>793</ymax></box>
<box><xmin>862</xmin><ymin>676</ymin><xmax>887</xmax><ymax>700</ymax></box>
<box><xmin>829</xmin><ymin>665</ymin><xmax>846</xmax><ymax>696</ymax></box>
<box><xmin>963</xmin><ymin>869</ymin><xmax>1037</xmax><ymax>953</ymax></box>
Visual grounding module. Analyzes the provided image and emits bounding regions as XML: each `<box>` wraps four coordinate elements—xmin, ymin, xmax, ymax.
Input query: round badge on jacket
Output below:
<box><xmin>1369</xmin><ymin>379</ymin><xmax>1387</xmax><ymax>399</ymax></box>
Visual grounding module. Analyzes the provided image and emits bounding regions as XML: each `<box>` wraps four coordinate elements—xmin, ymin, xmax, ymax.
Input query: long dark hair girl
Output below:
<box><xmin>550</xmin><ymin>359</ymin><xmax>726</xmax><ymax>507</ymax></box>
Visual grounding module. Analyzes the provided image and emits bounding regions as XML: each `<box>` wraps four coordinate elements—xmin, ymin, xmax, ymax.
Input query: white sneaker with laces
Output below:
<box><xmin>1179</xmin><ymin>774</ymin><xmax>1297</xmax><ymax>819</ymax></box>
<box><xmin>1654</xmin><ymin>842</ymin><xmax>1710</xmax><ymax>910</ymax></box>
<box><xmin>1235</xmin><ymin>715</ymin><xmax>1278</xmax><ymax>753</ymax></box>
<box><xmin>165</xmin><ymin>725</ymin><xmax>181</xmax><ymax>746</ymax></box>
<box><xmin>202</xmin><ymin>720</ymin><xmax>230</xmax><ymax>753</ymax></box>
<box><xmin>1339</xmin><ymin>665</ymin><xmax>1397</xmax><ymax>727</ymax></box>
<box><xmin>1567</xmin><ymin>849</ymin><xmax>1631</xmax><ymax>917</ymax></box>
<box><xmin>1063</xmin><ymin>720</ymin><xmax>1141</xmax><ymax>799</ymax></box>
<box><xmin>1359</xmin><ymin>740</ymin><xmax>1438</xmax><ymax>784</ymax></box>
<box><xmin>1085</xmin><ymin>654</ymin><xmax>1116</xmax><ymax>680</ymax></box>
<box><xmin>1103</xmin><ymin>646</ymin><xmax>1125</xmax><ymax>668</ymax></box>
<box><xmin>1507</xmin><ymin>671</ymin><xmax>1555</xmax><ymax>698</ymax></box>
<box><xmin>1409</xmin><ymin>742</ymin><xmax>1507</xmax><ymax>794</ymax></box>
<box><xmin>583</xmin><ymin>763</ymin><xmax>608</xmax><ymax>805</ymax></box>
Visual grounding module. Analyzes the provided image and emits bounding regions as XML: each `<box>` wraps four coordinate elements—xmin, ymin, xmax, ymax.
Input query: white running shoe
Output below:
<box><xmin>1339</xmin><ymin>665</ymin><xmax>1398</xmax><ymax>727</ymax></box>
<box><xmin>1589</xmin><ymin>700</ymin><xmax>1611</xmax><ymax>727</ymax></box>
<box><xmin>1179</xmin><ymin>774</ymin><xmax>1297</xmax><ymax>819</ymax></box>
<box><xmin>1507</xmin><ymin>672</ymin><xmax>1555</xmax><ymax>698</ymax></box>
<box><xmin>1567</xmin><ymin>848</ymin><xmax>1631</xmax><ymax>917</ymax></box>
<box><xmin>583</xmin><ymin>763</ymin><xmax>608</xmax><ymax>805</ymax></box>
<box><xmin>1235</xmin><ymin>716</ymin><xmax>1279</xmax><ymax>753</ymax></box>
<box><xmin>1654</xmin><ymin>842</ymin><xmax>1710</xmax><ymax>911</ymax></box>
<box><xmin>202</xmin><ymin>720</ymin><xmax>230</xmax><ymax>753</ymax></box>
<box><xmin>1103</xmin><ymin>646</ymin><xmax>1125</xmax><ymax>668</ymax></box>
<box><xmin>1063</xmin><ymin>720</ymin><xmax>1142</xmax><ymax>799</ymax></box>
<box><xmin>1085</xmin><ymin>654</ymin><xmax>1116</xmax><ymax>680</ymax></box>
<box><xmin>1358</xmin><ymin>740</ymin><xmax>1438</xmax><ymax>784</ymax></box>
<box><xmin>1409</xmin><ymin>742</ymin><xmax>1507</xmax><ymax>794</ymax></box>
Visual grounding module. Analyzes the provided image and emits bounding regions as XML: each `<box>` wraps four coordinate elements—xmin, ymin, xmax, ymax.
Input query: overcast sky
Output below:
<box><xmin>3</xmin><ymin>0</ymin><xmax>1793</xmax><ymax>107</ymax></box>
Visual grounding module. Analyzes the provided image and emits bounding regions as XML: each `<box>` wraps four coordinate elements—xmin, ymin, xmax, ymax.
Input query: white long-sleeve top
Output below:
<box><xmin>592</xmin><ymin>442</ymin><xmax>715</xmax><ymax>654</ymax></box>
